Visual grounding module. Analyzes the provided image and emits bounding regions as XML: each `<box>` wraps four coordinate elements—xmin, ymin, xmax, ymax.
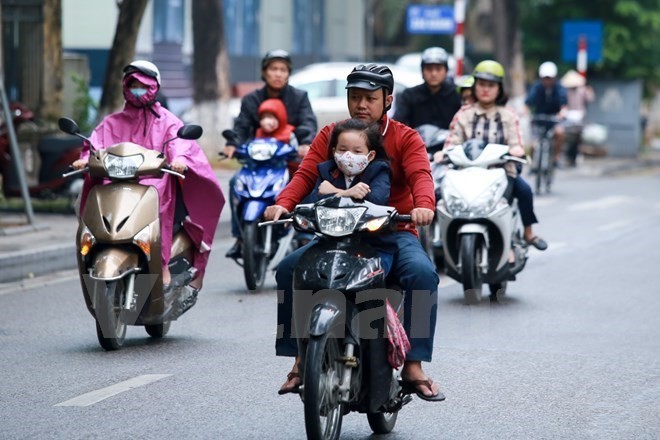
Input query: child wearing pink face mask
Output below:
<box><xmin>307</xmin><ymin>118</ymin><xmax>396</xmax><ymax>273</ymax></box>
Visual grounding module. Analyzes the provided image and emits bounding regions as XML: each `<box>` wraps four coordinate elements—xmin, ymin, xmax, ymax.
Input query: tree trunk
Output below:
<box><xmin>42</xmin><ymin>0</ymin><xmax>63</xmax><ymax>120</ymax></box>
<box><xmin>491</xmin><ymin>0</ymin><xmax>518</xmax><ymax>92</ymax></box>
<box><xmin>189</xmin><ymin>0</ymin><xmax>231</xmax><ymax>159</ymax></box>
<box><xmin>192</xmin><ymin>0</ymin><xmax>230</xmax><ymax>103</ymax></box>
<box><xmin>98</xmin><ymin>0</ymin><xmax>149</xmax><ymax>119</ymax></box>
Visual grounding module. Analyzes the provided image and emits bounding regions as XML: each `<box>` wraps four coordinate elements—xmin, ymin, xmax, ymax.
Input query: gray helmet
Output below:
<box><xmin>421</xmin><ymin>47</ymin><xmax>449</xmax><ymax>68</ymax></box>
<box><xmin>345</xmin><ymin>64</ymin><xmax>394</xmax><ymax>95</ymax></box>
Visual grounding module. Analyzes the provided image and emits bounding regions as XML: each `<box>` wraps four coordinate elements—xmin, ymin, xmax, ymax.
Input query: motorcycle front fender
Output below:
<box><xmin>458</xmin><ymin>223</ymin><xmax>489</xmax><ymax>248</ymax></box>
<box><xmin>308</xmin><ymin>303</ymin><xmax>341</xmax><ymax>337</ymax></box>
<box><xmin>241</xmin><ymin>200</ymin><xmax>268</xmax><ymax>222</ymax></box>
<box><xmin>89</xmin><ymin>248</ymin><xmax>140</xmax><ymax>280</ymax></box>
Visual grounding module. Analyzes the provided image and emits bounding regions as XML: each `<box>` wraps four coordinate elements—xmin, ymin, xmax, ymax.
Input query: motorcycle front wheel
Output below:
<box><xmin>367</xmin><ymin>411</ymin><xmax>398</xmax><ymax>434</ymax></box>
<box><xmin>303</xmin><ymin>332</ymin><xmax>344</xmax><ymax>440</ymax></box>
<box><xmin>460</xmin><ymin>234</ymin><xmax>483</xmax><ymax>305</ymax></box>
<box><xmin>95</xmin><ymin>280</ymin><xmax>127</xmax><ymax>351</ymax></box>
<box><xmin>145</xmin><ymin>321</ymin><xmax>171</xmax><ymax>338</ymax></box>
<box><xmin>242</xmin><ymin>222</ymin><xmax>267</xmax><ymax>291</ymax></box>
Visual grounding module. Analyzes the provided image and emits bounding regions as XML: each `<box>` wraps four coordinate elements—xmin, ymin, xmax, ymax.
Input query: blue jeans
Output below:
<box><xmin>229</xmin><ymin>174</ymin><xmax>241</xmax><ymax>238</ymax></box>
<box><xmin>276</xmin><ymin>231</ymin><xmax>439</xmax><ymax>362</ymax></box>
<box><xmin>513</xmin><ymin>176</ymin><xmax>538</xmax><ymax>226</ymax></box>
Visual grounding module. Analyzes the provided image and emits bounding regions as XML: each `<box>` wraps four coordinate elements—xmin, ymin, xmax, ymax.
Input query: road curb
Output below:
<box><xmin>0</xmin><ymin>220</ymin><xmax>232</xmax><ymax>284</ymax></box>
<box><xmin>0</xmin><ymin>243</ymin><xmax>77</xmax><ymax>283</ymax></box>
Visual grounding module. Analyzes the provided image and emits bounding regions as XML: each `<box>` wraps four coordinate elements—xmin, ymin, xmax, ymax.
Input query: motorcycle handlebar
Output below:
<box><xmin>62</xmin><ymin>166</ymin><xmax>88</xmax><ymax>178</ymax></box>
<box><xmin>394</xmin><ymin>214</ymin><xmax>412</xmax><ymax>223</ymax></box>
<box><xmin>162</xmin><ymin>165</ymin><xmax>186</xmax><ymax>179</ymax></box>
<box><xmin>258</xmin><ymin>213</ymin><xmax>293</xmax><ymax>228</ymax></box>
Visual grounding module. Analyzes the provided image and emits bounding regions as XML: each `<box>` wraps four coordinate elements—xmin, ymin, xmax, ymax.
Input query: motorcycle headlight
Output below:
<box><xmin>471</xmin><ymin>181</ymin><xmax>505</xmax><ymax>217</ymax></box>
<box><xmin>248</xmin><ymin>142</ymin><xmax>277</xmax><ymax>161</ymax></box>
<box><xmin>443</xmin><ymin>183</ymin><xmax>470</xmax><ymax>217</ymax></box>
<box><xmin>103</xmin><ymin>154</ymin><xmax>144</xmax><ymax>179</ymax></box>
<box><xmin>316</xmin><ymin>206</ymin><xmax>366</xmax><ymax>237</ymax></box>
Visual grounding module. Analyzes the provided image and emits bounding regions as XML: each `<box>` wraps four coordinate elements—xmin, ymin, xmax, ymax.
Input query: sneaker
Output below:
<box><xmin>225</xmin><ymin>240</ymin><xmax>242</xmax><ymax>259</ymax></box>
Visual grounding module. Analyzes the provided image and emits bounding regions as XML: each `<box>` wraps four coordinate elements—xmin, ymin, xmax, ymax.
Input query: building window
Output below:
<box><xmin>292</xmin><ymin>0</ymin><xmax>325</xmax><ymax>57</ymax></box>
<box><xmin>225</xmin><ymin>0</ymin><xmax>260</xmax><ymax>56</ymax></box>
<box><xmin>153</xmin><ymin>0</ymin><xmax>184</xmax><ymax>44</ymax></box>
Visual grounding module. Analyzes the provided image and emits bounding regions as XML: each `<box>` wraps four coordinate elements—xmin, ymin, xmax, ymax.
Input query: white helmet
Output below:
<box><xmin>538</xmin><ymin>61</ymin><xmax>558</xmax><ymax>79</ymax></box>
<box><xmin>123</xmin><ymin>60</ymin><xmax>161</xmax><ymax>87</ymax></box>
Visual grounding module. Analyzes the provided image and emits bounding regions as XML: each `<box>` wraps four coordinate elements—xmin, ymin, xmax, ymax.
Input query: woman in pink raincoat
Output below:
<box><xmin>72</xmin><ymin>60</ymin><xmax>224</xmax><ymax>292</ymax></box>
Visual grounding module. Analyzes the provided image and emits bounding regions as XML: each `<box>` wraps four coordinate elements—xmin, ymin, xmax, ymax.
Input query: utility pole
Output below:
<box><xmin>0</xmin><ymin>3</ymin><xmax>36</xmax><ymax>226</ymax></box>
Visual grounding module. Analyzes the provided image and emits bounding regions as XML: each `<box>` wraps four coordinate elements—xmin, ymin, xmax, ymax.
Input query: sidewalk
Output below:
<box><xmin>0</xmin><ymin>168</ymin><xmax>235</xmax><ymax>283</ymax></box>
<box><xmin>2</xmin><ymin>151</ymin><xmax>660</xmax><ymax>284</ymax></box>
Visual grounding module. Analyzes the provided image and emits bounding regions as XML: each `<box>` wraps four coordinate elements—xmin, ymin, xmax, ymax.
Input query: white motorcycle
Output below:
<box><xmin>437</xmin><ymin>140</ymin><xmax>528</xmax><ymax>304</ymax></box>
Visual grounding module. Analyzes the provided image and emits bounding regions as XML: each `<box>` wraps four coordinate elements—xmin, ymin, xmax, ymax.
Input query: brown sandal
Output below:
<box><xmin>400</xmin><ymin>378</ymin><xmax>446</xmax><ymax>402</ymax></box>
<box><xmin>278</xmin><ymin>371</ymin><xmax>301</xmax><ymax>395</ymax></box>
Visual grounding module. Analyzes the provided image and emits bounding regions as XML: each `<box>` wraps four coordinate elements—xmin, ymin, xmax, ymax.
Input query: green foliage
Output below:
<box><xmin>519</xmin><ymin>0</ymin><xmax>660</xmax><ymax>95</ymax></box>
<box><xmin>71</xmin><ymin>73</ymin><xmax>98</xmax><ymax>134</ymax></box>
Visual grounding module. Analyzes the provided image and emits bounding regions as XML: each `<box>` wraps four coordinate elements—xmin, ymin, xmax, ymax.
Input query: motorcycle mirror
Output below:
<box><xmin>160</xmin><ymin>124</ymin><xmax>203</xmax><ymax>157</ymax></box>
<box><xmin>58</xmin><ymin>117</ymin><xmax>80</xmax><ymax>135</ymax></box>
<box><xmin>177</xmin><ymin>124</ymin><xmax>203</xmax><ymax>140</ymax></box>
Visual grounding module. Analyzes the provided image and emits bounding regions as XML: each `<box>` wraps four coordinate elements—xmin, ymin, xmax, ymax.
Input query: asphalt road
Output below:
<box><xmin>1</xmin><ymin>168</ymin><xmax>660</xmax><ymax>439</ymax></box>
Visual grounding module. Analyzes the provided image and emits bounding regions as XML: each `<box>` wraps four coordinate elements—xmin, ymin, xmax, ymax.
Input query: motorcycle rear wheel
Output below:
<box><xmin>304</xmin><ymin>332</ymin><xmax>344</xmax><ymax>440</ymax></box>
<box><xmin>242</xmin><ymin>222</ymin><xmax>267</xmax><ymax>291</ymax></box>
<box><xmin>95</xmin><ymin>280</ymin><xmax>127</xmax><ymax>351</ymax></box>
<box><xmin>367</xmin><ymin>411</ymin><xmax>398</xmax><ymax>434</ymax></box>
<box><xmin>461</xmin><ymin>234</ymin><xmax>483</xmax><ymax>305</ymax></box>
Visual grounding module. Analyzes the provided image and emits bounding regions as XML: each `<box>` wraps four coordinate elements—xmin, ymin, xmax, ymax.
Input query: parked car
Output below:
<box><xmin>228</xmin><ymin>62</ymin><xmax>421</xmax><ymax>130</ymax></box>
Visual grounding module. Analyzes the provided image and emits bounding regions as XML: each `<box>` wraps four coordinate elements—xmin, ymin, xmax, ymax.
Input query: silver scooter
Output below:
<box><xmin>437</xmin><ymin>140</ymin><xmax>528</xmax><ymax>304</ymax></box>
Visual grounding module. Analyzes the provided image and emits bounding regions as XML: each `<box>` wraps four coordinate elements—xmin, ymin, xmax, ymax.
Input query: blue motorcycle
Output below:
<box><xmin>222</xmin><ymin>130</ymin><xmax>298</xmax><ymax>290</ymax></box>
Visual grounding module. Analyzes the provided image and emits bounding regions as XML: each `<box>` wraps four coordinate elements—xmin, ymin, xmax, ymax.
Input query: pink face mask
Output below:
<box><xmin>334</xmin><ymin>151</ymin><xmax>371</xmax><ymax>177</ymax></box>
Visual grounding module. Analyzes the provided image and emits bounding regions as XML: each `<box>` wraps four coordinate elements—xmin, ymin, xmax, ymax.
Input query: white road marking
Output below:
<box><xmin>597</xmin><ymin>220</ymin><xmax>632</xmax><ymax>232</ymax></box>
<box><xmin>54</xmin><ymin>374</ymin><xmax>171</xmax><ymax>407</ymax></box>
<box><xmin>568</xmin><ymin>195</ymin><xmax>630</xmax><ymax>212</ymax></box>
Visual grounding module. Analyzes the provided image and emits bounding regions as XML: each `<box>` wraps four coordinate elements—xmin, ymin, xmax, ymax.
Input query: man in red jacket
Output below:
<box><xmin>265</xmin><ymin>64</ymin><xmax>443</xmax><ymax>401</ymax></box>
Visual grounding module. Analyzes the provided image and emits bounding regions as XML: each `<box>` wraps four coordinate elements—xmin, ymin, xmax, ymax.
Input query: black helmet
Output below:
<box><xmin>421</xmin><ymin>47</ymin><xmax>449</xmax><ymax>68</ymax></box>
<box><xmin>262</xmin><ymin>49</ymin><xmax>292</xmax><ymax>72</ymax></box>
<box><xmin>345</xmin><ymin>64</ymin><xmax>394</xmax><ymax>95</ymax></box>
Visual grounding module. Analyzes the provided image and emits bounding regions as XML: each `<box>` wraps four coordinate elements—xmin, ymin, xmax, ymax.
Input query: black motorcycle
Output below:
<box><xmin>263</xmin><ymin>196</ymin><xmax>420</xmax><ymax>440</ymax></box>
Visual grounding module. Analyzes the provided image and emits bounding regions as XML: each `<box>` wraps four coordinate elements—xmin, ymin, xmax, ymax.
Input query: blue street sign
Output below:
<box><xmin>406</xmin><ymin>5</ymin><xmax>455</xmax><ymax>35</ymax></box>
<box><xmin>562</xmin><ymin>20</ymin><xmax>603</xmax><ymax>63</ymax></box>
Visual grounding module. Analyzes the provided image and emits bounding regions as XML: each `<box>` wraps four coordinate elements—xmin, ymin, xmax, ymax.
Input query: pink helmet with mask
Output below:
<box><xmin>122</xmin><ymin>60</ymin><xmax>161</xmax><ymax>108</ymax></box>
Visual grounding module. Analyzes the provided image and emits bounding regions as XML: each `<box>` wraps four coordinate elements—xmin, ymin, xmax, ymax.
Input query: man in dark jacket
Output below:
<box><xmin>224</xmin><ymin>49</ymin><xmax>318</xmax><ymax>258</ymax></box>
<box><xmin>393</xmin><ymin>47</ymin><xmax>462</xmax><ymax>130</ymax></box>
